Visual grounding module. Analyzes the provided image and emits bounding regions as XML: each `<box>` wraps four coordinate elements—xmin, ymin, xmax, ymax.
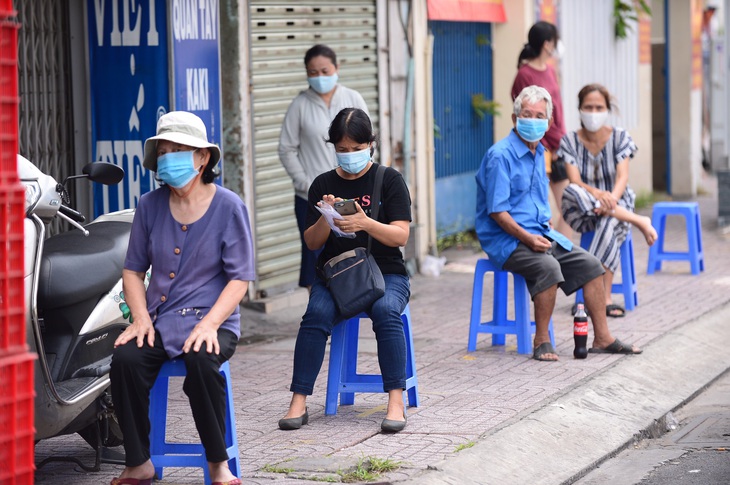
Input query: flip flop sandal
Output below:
<box><xmin>532</xmin><ymin>342</ymin><xmax>559</xmax><ymax>361</ymax></box>
<box><xmin>588</xmin><ymin>338</ymin><xmax>642</xmax><ymax>354</ymax></box>
<box><xmin>605</xmin><ymin>304</ymin><xmax>626</xmax><ymax>318</ymax></box>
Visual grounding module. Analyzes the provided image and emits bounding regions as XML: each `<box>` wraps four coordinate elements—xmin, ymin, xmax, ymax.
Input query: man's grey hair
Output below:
<box><xmin>513</xmin><ymin>85</ymin><xmax>553</xmax><ymax>119</ymax></box>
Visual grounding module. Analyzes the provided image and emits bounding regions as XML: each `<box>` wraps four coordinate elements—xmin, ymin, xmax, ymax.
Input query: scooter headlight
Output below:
<box><xmin>23</xmin><ymin>180</ymin><xmax>41</xmax><ymax>214</ymax></box>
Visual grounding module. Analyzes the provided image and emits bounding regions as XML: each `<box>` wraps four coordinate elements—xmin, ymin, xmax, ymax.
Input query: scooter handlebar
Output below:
<box><xmin>58</xmin><ymin>204</ymin><xmax>86</xmax><ymax>223</ymax></box>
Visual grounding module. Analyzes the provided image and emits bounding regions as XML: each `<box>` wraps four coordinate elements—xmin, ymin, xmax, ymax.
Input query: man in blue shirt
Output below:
<box><xmin>476</xmin><ymin>86</ymin><xmax>641</xmax><ymax>361</ymax></box>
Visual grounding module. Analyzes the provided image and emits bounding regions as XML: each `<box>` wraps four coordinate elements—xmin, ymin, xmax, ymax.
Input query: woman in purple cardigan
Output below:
<box><xmin>110</xmin><ymin>111</ymin><xmax>255</xmax><ymax>485</ymax></box>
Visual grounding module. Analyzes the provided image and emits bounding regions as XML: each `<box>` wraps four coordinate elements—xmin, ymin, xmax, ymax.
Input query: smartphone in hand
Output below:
<box><xmin>334</xmin><ymin>199</ymin><xmax>357</xmax><ymax>215</ymax></box>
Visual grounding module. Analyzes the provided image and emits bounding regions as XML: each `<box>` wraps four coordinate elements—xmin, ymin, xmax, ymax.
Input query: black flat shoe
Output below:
<box><xmin>278</xmin><ymin>408</ymin><xmax>309</xmax><ymax>430</ymax></box>
<box><xmin>381</xmin><ymin>413</ymin><xmax>407</xmax><ymax>433</ymax></box>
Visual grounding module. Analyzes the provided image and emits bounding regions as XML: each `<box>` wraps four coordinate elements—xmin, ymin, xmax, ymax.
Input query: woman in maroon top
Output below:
<box><xmin>511</xmin><ymin>21</ymin><xmax>572</xmax><ymax>238</ymax></box>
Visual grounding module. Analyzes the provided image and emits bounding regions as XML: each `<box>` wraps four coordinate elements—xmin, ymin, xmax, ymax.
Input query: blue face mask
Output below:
<box><xmin>157</xmin><ymin>150</ymin><xmax>201</xmax><ymax>188</ymax></box>
<box><xmin>308</xmin><ymin>73</ymin><xmax>339</xmax><ymax>94</ymax></box>
<box><xmin>336</xmin><ymin>147</ymin><xmax>371</xmax><ymax>174</ymax></box>
<box><xmin>515</xmin><ymin>117</ymin><xmax>549</xmax><ymax>143</ymax></box>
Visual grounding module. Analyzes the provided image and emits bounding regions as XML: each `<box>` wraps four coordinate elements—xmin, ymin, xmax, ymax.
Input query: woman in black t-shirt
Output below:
<box><xmin>279</xmin><ymin>108</ymin><xmax>412</xmax><ymax>433</ymax></box>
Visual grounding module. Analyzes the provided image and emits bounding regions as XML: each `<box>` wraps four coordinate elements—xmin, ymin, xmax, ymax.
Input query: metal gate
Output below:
<box><xmin>431</xmin><ymin>20</ymin><xmax>493</xmax><ymax>237</ymax></box>
<box><xmin>248</xmin><ymin>1</ymin><xmax>379</xmax><ymax>295</ymax></box>
<box><xmin>16</xmin><ymin>0</ymin><xmax>75</xmax><ymax>188</ymax></box>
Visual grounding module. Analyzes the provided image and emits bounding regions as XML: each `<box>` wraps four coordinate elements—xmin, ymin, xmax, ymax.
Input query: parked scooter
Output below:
<box><xmin>19</xmin><ymin>154</ymin><xmax>133</xmax><ymax>470</ymax></box>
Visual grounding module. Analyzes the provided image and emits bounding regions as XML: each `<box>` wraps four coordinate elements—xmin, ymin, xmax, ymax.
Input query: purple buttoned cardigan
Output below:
<box><xmin>124</xmin><ymin>185</ymin><xmax>256</xmax><ymax>357</ymax></box>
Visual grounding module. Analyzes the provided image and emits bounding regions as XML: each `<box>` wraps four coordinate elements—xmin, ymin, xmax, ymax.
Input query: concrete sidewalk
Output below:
<box><xmin>34</xmin><ymin>188</ymin><xmax>730</xmax><ymax>484</ymax></box>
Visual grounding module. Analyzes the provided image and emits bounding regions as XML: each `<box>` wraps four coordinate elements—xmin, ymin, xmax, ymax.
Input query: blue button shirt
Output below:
<box><xmin>475</xmin><ymin>130</ymin><xmax>572</xmax><ymax>269</ymax></box>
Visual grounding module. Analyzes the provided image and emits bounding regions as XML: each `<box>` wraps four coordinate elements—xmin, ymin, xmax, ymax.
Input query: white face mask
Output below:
<box><xmin>580</xmin><ymin>110</ymin><xmax>609</xmax><ymax>132</ymax></box>
<box><xmin>551</xmin><ymin>40</ymin><xmax>565</xmax><ymax>59</ymax></box>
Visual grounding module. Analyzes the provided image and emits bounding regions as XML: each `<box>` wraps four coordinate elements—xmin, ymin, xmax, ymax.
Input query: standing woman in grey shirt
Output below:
<box><xmin>278</xmin><ymin>44</ymin><xmax>369</xmax><ymax>289</ymax></box>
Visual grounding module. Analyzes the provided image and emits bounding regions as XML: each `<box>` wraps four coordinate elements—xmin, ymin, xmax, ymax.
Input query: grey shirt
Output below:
<box><xmin>278</xmin><ymin>85</ymin><xmax>369</xmax><ymax>199</ymax></box>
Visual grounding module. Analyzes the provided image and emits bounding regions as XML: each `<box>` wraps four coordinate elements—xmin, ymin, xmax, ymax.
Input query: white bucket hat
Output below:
<box><xmin>143</xmin><ymin>111</ymin><xmax>221</xmax><ymax>172</ymax></box>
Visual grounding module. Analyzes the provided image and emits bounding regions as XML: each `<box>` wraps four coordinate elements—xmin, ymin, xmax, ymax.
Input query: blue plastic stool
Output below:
<box><xmin>149</xmin><ymin>359</ymin><xmax>241</xmax><ymax>484</ymax></box>
<box><xmin>325</xmin><ymin>305</ymin><xmax>419</xmax><ymax>415</ymax></box>
<box><xmin>647</xmin><ymin>202</ymin><xmax>705</xmax><ymax>275</ymax></box>
<box><xmin>575</xmin><ymin>230</ymin><xmax>638</xmax><ymax>311</ymax></box>
<box><xmin>468</xmin><ymin>258</ymin><xmax>555</xmax><ymax>355</ymax></box>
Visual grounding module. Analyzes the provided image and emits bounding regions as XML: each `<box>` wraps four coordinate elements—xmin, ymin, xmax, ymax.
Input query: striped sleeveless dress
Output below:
<box><xmin>558</xmin><ymin>128</ymin><xmax>637</xmax><ymax>272</ymax></box>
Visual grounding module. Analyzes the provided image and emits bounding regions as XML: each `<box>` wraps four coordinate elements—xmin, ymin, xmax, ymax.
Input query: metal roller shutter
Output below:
<box><xmin>249</xmin><ymin>1</ymin><xmax>379</xmax><ymax>295</ymax></box>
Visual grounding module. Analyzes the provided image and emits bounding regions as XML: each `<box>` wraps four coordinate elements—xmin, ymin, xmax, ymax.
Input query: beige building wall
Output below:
<box><xmin>492</xmin><ymin>0</ymin><xmax>534</xmax><ymax>141</ymax></box>
<box><xmin>411</xmin><ymin>0</ymin><xmax>437</xmax><ymax>258</ymax></box>
<box><xmin>631</xmin><ymin>65</ymin><xmax>654</xmax><ymax>197</ymax></box>
<box><xmin>668</xmin><ymin>0</ymin><xmax>703</xmax><ymax>197</ymax></box>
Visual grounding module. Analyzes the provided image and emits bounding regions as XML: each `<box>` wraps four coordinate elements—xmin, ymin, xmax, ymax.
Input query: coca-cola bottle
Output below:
<box><xmin>573</xmin><ymin>303</ymin><xmax>589</xmax><ymax>359</ymax></box>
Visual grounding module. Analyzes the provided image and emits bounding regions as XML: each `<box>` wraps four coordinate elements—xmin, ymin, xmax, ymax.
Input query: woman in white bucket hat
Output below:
<box><xmin>110</xmin><ymin>111</ymin><xmax>254</xmax><ymax>485</ymax></box>
<box><xmin>142</xmin><ymin>110</ymin><xmax>221</xmax><ymax>192</ymax></box>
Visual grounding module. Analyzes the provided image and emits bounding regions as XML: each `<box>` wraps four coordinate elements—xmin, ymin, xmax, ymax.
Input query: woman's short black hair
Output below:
<box><xmin>326</xmin><ymin>108</ymin><xmax>377</xmax><ymax>153</ymax></box>
<box><xmin>202</xmin><ymin>159</ymin><xmax>220</xmax><ymax>184</ymax></box>
<box><xmin>304</xmin><ymin>44</ymin><xmax>337</xmax><ymax>67</ymax></box>
<box><xmin>517</xmin><ymin>21</ymin><xmax>559</xmax><ymax>68</ymax></box>
<box><xmin>199</xmin><ymin>148</ymin><xmax>219</xmax><ymax>184</ymax></box>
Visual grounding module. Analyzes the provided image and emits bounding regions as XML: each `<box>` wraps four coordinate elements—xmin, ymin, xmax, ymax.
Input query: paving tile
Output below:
<box><xmin>32</xmin><ymin>191</ymin><xmax>730</xmax><ymax>484</ymax></box>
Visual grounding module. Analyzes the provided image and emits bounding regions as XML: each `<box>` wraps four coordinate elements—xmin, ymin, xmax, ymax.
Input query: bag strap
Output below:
<box><xmin>367</xmin><ymin>164</ymin><xmax>386</xmax><ymax>255</ymax></box>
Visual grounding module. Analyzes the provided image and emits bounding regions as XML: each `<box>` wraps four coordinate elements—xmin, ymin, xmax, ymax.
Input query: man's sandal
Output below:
<box><xmin>588</xmin><ymin>338</ymin><xmax>642</xmax><ymax>354</ymax></box>
<box><xmin>605</xmin><ymin>304</ymin><xmax>626</xmax><ymax>318</ymax></box>
<box><xmin>532</xmin><ymin>342</ymin><xmax>559</xmax><ymax>361</ymax></box>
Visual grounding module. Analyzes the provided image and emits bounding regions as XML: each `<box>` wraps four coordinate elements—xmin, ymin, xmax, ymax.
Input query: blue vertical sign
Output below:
<box><xmin>169</xmin><ymin>0</ymin><xmax>223</xmax><ymax>182</ymax></box>
<box><xmin>88</xmin><ymin>0</ymin><xmax>169</xmax><ymax>216</ymax></box>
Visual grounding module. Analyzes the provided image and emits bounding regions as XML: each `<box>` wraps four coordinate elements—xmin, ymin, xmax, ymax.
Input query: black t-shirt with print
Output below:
<box><xmin>306</xmin><ymin>163</ymin><xmax>412</xmax><ymax>276</ymax></box>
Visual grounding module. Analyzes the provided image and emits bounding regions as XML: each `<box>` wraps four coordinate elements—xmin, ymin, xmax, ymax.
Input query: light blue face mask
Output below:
<box><xmin>157</xmin><ymin>150</ymin><xmax>201</xmax><ymax>188</ymax></box>
<box><xmin>336</xmin><ymin>147</ymin><xmax>371</xmax><ymax>174</ymax></box>
<box><xmin>515</xmin><ymin>117</ymin><xmax>549</xmax><ymax>143</ymax></box>
<box><xmin>308</xmin><ymin>73</ymin><xmax>339</xmax><ymax>94</ymax></box>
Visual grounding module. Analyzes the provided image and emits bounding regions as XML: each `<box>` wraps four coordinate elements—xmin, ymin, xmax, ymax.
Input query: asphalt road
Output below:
<box><xmin>575</xmin><ymin>370</ymin><xmax>730</xmax><ymax>485</ymax></box>
<box><xmin>640</xmin><ymin>450</ymin><xmax>730</xmax><ymax>485</ymax></box>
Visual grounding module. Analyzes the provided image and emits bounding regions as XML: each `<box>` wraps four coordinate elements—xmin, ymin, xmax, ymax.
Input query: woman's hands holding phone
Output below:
<box><xmin>331</xmin><ymin>198</ymin><xmax>370</xmax><ymax>234</ymax></box>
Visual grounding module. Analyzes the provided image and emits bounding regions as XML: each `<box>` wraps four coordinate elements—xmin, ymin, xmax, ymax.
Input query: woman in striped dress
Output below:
<box><xmin>559</xmin><ymin>84</ymin><xmax>657</xmax><ymax>318</ymax></box>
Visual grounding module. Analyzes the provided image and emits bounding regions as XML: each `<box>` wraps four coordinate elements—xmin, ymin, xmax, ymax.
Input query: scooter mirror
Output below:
<box><xmin>82</xmin><ymin>162</ymin><xmax>125</xmax><ymax>185</ymax></box>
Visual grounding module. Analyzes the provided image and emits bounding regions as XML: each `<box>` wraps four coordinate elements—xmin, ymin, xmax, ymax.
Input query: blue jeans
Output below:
<box><xmin>289</xmin><ymin>273</ymin><xmax>410</xmax><ymax>395</ymax></box>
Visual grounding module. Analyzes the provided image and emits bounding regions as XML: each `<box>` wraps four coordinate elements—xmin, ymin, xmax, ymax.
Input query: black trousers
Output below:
<box><xmin>110</xmin><ymin>329</ymin><xmax>238</xmax><ymax>466</ymax></box>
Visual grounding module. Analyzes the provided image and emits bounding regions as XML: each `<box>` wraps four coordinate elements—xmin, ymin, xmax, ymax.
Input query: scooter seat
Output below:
<box><xmin>38</xmin><ymin>221</ymin><xmax>132</xmax><ymax>309</ymax></box>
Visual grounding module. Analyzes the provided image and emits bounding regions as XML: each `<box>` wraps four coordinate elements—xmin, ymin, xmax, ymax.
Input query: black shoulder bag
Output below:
<box><xmin>322</xmin><ymin>164</ymin><xmax>386</xmax><ymax>318</ymax></box>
